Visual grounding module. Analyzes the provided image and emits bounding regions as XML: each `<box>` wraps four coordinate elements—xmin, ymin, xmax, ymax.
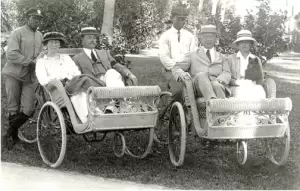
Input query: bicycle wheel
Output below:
<box><xmin>37</xmin><ymin>102</ymin><xmax>67</xmax><ymax>168</ymax></box>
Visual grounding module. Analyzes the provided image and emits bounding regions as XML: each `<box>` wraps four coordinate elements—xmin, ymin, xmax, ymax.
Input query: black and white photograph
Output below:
<box><xmin>1</xmin><ymin>0</ymin><xmax>300</xmax><ymax>190</ymax></box>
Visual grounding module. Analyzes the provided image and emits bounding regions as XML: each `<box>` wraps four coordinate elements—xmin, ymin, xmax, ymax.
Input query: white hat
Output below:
<box><xmin>232</xmin><ymin>30</ymin><xmax>257</xmax><ymax>48</ymax></box>
<box><xmin>80</xmin><ymin>27</ymin><xmax>99</xmax><ymax>36</ymax></box>
<box><xmin>199</xmin><ymin>25</ymin><xmax>217</xmax><ymax>34</ymax></box>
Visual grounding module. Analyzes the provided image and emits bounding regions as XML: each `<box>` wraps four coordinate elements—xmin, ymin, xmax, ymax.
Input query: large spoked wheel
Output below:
<box><xmin>154</xmin><ymin>91</ymin><xmax>173</xmax><ymax>145</ymax></box>
<box><xmin>18</xmin><ymin>90</ymin><xmax>45</xmax><ymax>143</ymax></box>
<box><xmin>236</xmin><ymin>141</ymin><xmax>248</xmax><ymax>165</ymax></box>
<box><xmin>265</xmin><ymin>126</ymin><xmax>290</xmax><ymax>166</ymax></box>
<box><xmin>168</xmin><ymin>102</ymin><xmax>187</xmax><ymax>167</ymax></box>
<box><xmin>37</xmin><ymin>102</ymin><xmax>67</xmax><ymax>168</ymax></box>
<box><xmin>124</xmin><ymin>128</ymin><xmax>155</xmax><ymax>159</ymax></box>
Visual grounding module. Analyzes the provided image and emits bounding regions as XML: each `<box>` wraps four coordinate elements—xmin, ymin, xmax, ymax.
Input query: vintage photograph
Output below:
<box><xmin>1</xmin><ymin>0</ymin><xmax>300</xmax><ymax>190</ymax></box>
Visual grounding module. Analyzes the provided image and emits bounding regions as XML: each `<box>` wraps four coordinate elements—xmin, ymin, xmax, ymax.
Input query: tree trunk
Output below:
<box><xmin>101</xmin><ymin>0</ymin><xmax>116</xmax><ymax>45</ymax></box>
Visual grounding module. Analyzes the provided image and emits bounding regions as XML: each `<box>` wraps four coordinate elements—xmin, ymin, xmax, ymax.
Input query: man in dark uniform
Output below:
<box><xmin>2</xmin><ymin>8</ymin><xmax>43</xmax><ymax>150</ymax></box>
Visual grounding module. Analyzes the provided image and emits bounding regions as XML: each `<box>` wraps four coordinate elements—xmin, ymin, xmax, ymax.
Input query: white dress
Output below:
<box><xmin>36</xmin><ymin>54</ymin><xmax>88</xmax><ymax>124</ymax></box>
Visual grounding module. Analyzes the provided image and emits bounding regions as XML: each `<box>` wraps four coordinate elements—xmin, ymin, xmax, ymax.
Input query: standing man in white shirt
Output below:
<box><xmin>159</xmin><ymin>3</ymin><xmax>197</xmax><ymax>102</ymax></box>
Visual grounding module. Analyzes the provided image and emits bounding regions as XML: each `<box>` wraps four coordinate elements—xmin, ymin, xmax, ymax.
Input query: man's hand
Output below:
<box><xmin>29</xmin><ymin>58</ymin><xmax>37</xmax><ymax>65</ymax></box>
<box><xmin>128</xmin><ymin>73</ymin><xmax>138</xmax><ymax>86</ymax></box>
<box><xmin>179</xmin><ymin>72</ymin><xmax>191</xmax><ymax>81</ymax></box>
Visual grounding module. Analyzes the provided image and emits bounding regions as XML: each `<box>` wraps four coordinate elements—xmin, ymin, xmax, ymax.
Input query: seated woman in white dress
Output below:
<box><xmin>227</xmin><ymin>30</ymin><xmax>266</xmax><ymax>100</ymax></box>
<box><xmin>35</xmin><ymin>32</ymin><xmax>88</xmax><ymax>123</ymax></box>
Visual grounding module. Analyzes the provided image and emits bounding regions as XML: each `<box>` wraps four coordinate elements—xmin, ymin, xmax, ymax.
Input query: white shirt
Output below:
<box><xmin>202</xmin><ymin>47</ymin><xmax>216</xmax><ymax>63</ymax></box>
<box><xmin>83</xmin><ymin>48</ymin><xmax>98</xmax><ymax>60</ymax></box>
<box><xmin>159</xmin><ymin>26</ymin><xmax>197</xmax><ymax>70</ymax></box>
<box><xmin>236</xmin><ymin>51</ymin><xmax>256</xmax><ymax>77</ymax></box>
<box><xmin>36</xmin><ymin>54</ymin><xmax>81</xmax><ymax>86</ymax></box>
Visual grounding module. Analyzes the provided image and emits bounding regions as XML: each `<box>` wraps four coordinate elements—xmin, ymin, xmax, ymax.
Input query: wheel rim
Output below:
<box><xmin>154</xmin><ymin>92</ymin><xmax>172</xmax><ymax>145</ymax></box>
<box><xmin>37</xmin><ymin>102</ymin><xmax>66</xmax><ymax>168</ymax></box>
<box><xmin>236</xmin><ymin>141</ymin><xmax>248</xmax><ymax>165</ymax></box>
<box><xmin>124</xmin><ymin>128</ymin><xmax>154</xmax><ymax>159</ymax></box>
<box><xmin>112</xmin><ymin>132</ymin><xmax>126</xmax><ymax>158</ymax></box>
<box><xmin>168</xmin><ymin>102</ymin><xmax>187</xmax><ymax>167</ymax></box>
<box><xmin>266</xmin><ymin>126</ymin><xmax>290</xmax><ymax>166</ymax></box>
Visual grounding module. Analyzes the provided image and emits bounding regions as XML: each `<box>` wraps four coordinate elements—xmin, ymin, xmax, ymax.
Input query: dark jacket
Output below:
<box><xmin>72</xmin><ymin>49</ymin><xmax>131</xmax><ymax>80</ymax></box>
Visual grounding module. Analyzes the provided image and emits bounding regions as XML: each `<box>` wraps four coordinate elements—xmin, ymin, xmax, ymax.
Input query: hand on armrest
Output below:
<box><xmin>125</xmin><ymin>72</ymin><xmax>138</xmax><ymax>86</ymax></box>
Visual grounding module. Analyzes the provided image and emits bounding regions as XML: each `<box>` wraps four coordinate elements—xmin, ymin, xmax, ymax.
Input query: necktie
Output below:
<box><xmin>177</xmin><ymin>30</ymin><xmax>180</xmax><ymax>43</ymax></box>
<box><xmin>91</xmin><ymin>50</ymin><xmax>97</xmax><ymax>62</ymax></box>
<box><xmin>206</xmin><ymin>50</ymin><xmax>211</xmax><ymax>62</ymax></box>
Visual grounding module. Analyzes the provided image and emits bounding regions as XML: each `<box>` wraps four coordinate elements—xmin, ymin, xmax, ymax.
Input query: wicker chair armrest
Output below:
<box><xmin>208</xmin><ymin>98</ymin><xmax>292</xmax><ymax>112</ymax></box>
<box><xmin>181</xmin><ymin>79</ymin><xmax>206</xmax><ymax>136</ymax></box>
<box><xmin>46</xmin><ymin>79</ymin><xmax>66</xmax><ymax>96</ymax></box>
<box><xmin>87</xmin><ymin>86</ymin><xmax>161</xmax><ymax>99</ymax></box>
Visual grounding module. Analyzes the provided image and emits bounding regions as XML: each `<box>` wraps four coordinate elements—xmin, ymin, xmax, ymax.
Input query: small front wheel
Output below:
<box><xmin>168</xmin><ymin>102</ymin><xmax>187</xmax><ymax>167</ymax></box>
<box><xmin>236</xmin><ymin>141</ymin><xmax>248</xmax><ymax>165</ymax></box>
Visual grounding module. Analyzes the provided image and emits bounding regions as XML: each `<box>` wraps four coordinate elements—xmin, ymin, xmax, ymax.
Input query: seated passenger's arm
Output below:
<box><xmin>172</xmin><ymin>53</ymin><xmax>191</xmax><ymax>82</ymax></box>
<box><xmin>216</xmin><ymin>56</ymin><xmax>231</xmax><ymax>85</ymax></box>
<box><xmin>107</xmin><ymin>50</ymin><xmax>131</xmax><ymax>76</ymax></box>
<box><xmin>65</xmin><ymin>55</ymin><xmax>82</xmax><ymax>80</ymax></box>
<box><xmin>35</xmin><ymin>59</ymin><xmax>51</xmax><ymax>86</ymax></box>
<box><xmin>159</xmin><ymin>33</ymin><xmax>176</xmax><ymax>71</ymax></box>
<box><xmin>107</xmin><ymin>50</ymin><xmax>138</xmax><ymax>85</ymax></box>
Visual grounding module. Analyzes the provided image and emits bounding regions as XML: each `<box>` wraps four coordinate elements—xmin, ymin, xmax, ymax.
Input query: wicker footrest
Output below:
<box><xmin>87</xmin><ymin>86</ymin><xmax>161</xmax><ymax>99</ymax></box>
<box><xmin>208</xmin><ymin>98</ymin><xmax>292</xmax><ymax>112</ymax></box>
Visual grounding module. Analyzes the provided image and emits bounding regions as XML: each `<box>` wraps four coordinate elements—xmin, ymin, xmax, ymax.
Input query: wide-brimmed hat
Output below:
<box><xmin>80</xmin><ymin>27</ymin><xmax>99</xmax><ymax>36</ymax></box>
<box><xmin>171</xmin><ymin>3</ymin><xmax>189</xmax><ymax>17</ymax></box>
<box><xmin>25</xmin><ymin>8</ymin><xmax>43</xmax><ymax>18</ymax></box>
<box><xmin>199</xmin><ymin>25</ymin><xmax>217</xmax><ymax>34</ymax></box>
<box><xmin>43</xmin><ymin>32</ymin><xmax>67</xmax><ymax>45</ymax></box>
<box><xmin>232</xmin><ymin>30</ymin><xmax>257</xmax><ymax>48</ymax></box>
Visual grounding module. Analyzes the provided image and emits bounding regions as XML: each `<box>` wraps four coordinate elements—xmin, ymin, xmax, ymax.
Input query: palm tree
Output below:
<box><xmin>101</xmin><ymin>0</ymin><xmax>116</xmax><ymax>45</ymax></box>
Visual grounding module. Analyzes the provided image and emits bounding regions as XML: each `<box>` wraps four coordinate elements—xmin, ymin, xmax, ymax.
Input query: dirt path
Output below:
<box><xmin>1</xmin><ymin>162</ymin><xmax>167</xmax><ymax>191</ymax></box>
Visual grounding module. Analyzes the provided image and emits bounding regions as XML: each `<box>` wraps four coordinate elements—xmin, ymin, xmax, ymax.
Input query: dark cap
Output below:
<box><xmin>171</xmin><ymin>3</ymin><xmax>189</xmax><ymax>16</ymax></box>
<box><xmin>26</xmin><ymin>8</ymin><xmax>43</xmax><ymax>18</ymax></box>
<box><xmin>43</xmin><ymin>32</ymin><xmax>67</xmax><ymax>45</ymax></box>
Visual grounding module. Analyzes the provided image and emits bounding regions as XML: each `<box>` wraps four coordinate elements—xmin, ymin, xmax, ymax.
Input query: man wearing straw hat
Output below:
<box><xmin>172</xmin><ymin>25</ymin><xmax>231</xmax><ymax>102</ymax></box>
<box><xmin>72</xmin><ymin>27</ymin><xmax>138</xmax><ymax>87</ymax></box>
<box><xmin>72</xmin><ymin>27</ymin><xmax>138</xmax><ymax>113</ymax></box>
<box><xmin>159</xmin><ymin>3</ymin><xmax>197</xmax><ymax>102</ymax></box>
<box><xmin>2</xmin><ymin>8</ymin><xmax>43</xmax><ymax>150</ymax></box>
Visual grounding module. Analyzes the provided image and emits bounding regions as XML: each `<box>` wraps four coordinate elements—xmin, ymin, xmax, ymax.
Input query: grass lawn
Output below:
<box><xmin>1</xmin><ymin>55</ymin><xmax>300</xmax><ymax>189</ymax></box>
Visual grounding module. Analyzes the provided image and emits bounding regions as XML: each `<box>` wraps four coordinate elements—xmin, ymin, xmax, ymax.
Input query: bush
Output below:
<box><xmin>114</xmin><ymin>0</ymin><xmax>157</xmax><ymax>54</ymax></box>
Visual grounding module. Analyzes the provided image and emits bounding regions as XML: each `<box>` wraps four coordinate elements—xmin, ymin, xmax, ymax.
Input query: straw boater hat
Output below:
<box><xmin>42</xmin><ymin>32</ymin><xmax>67</xmax><ymax>45</ymax></box>
<box><xmin>25</xmin><ymin>8</ymin><xmax>43</xmax><ymax>18</ymax></box>
<box><xmin>80</xmin><ymin>27</ymin><xmax>99</xmax><ymax>36</ymax></box>
<box><xmin>232</xmin><ymin>30</ymin><xmax>257</xmax><ymax>48</ymax></box>
<box><xmin>199</xmin><ymin>25</ymin><xmax>217</xmax><ymax>34</ymax></box>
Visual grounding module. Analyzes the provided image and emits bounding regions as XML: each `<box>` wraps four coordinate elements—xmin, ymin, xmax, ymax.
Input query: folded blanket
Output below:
<box><xmin>65</xmin><ymin>74</ymin><xmax>106</xmax><ymax>96</ymax></box>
